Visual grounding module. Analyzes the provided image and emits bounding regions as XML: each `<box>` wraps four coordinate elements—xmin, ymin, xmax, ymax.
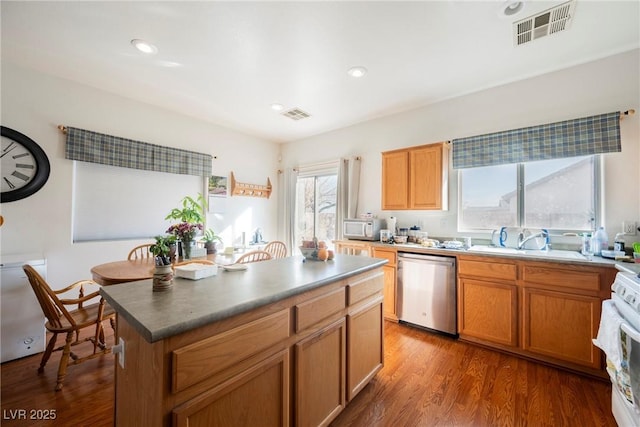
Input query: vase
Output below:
<box><xmin>152</xmin><ymin>264</ymin><xmax>174</xmax><ymax>292</ymax></box>
<box><xmin>182</xmin><ymin>239</ymin><xmax>195</xmax><ymax>260</ymax></box>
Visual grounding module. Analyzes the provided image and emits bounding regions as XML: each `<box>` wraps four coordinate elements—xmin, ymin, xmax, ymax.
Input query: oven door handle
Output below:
<box><xmin>621</xmin><ymin>322</ymin><xmax>640</xmax><ymax>342</ymax></box>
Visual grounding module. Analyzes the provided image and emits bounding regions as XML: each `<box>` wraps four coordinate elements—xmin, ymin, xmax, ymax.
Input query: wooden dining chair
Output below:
<box><xmin>22</xmin><ymin>265</ymin><xmax>116</xmax><ymax>391</ymax></box>
<box><xmin>264</xmin><ymin>241</ymin><xmax>287</xmax><ymax>259</ymax></box>
<box><xmin>236</xmin><ymin>250</ymin><xmax>272</xmax><ymax>264</ymax></box>
<box><xmin>127</xmin><ymin>244</ymin><xmax>153</xmax><ymax>260</ymax></box>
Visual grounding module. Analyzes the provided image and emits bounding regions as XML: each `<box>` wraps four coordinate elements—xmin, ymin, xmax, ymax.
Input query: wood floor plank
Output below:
<box><xmin>1</xmin><ymin>321</ymin><xmax>616</xmax><ymax>426</ymax></box>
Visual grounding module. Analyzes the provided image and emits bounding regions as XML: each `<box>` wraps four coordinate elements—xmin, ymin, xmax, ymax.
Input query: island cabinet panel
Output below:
<box><xmin>108</xmin><ymin>260</ymin><xmax>385</xmax><ymax>427</ymax></box>
<box><xmin>172</xmin><ymin>309</ymin><xmax>290</xmax><ymax>393</ymax></box>
<box><xmin>347</xmin><ymin>297</ymin><xmax>384</xmax><ymax>401</ymax></box>
<box><xmin>295</xmin><ymin>288</ymin><xmax>346</xmax><ymax>332</ymax></box>
<box><xmin>522</xmin><ymin>287</ymin><xmax>602</xmax><ymax>369</ymax></box>
<box><xmin>346</xmin><ymin>269</ymin><xmax>384</xmax><ymax>306</ymax></box>
<box><xmin>173</xmin><ymin>349</ymin><xmax>290</xmax><ymax>427</ymax></box>
<box><xmin>458</xmin><ymin>277</ymin><xmax>519</xmax><ymax>347</ymax></box>
<box><xmin>295</xmin><ymin>318</ymin><xmax>346</xmax><ymax>427</ymax></box>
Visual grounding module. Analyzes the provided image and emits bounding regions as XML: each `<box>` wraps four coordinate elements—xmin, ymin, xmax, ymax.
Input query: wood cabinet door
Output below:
<box><xmin>458</xmin><ymin>277</ymin><xmax>518</xmax><ymax>347</ymax></box>
<box><xmin>381</xmin><ymin>150</ymin><xmax>409</xmax><ymax>210</ymax></box>
<box><xmin>522</xmin><ymin>287</ymin><xmax>602</xmax><ymax>369</ymax></box>
<box><xmin>382</xmin><ymin>265</ymin><xmax>397</xmax><ymax>320</ymax></box>
<box><xmin>347</xmin><ymin>297</ymin><xmax>384</xmax><ymax>401</ymax></box>
<box><xmin>295</xmin><ymin>318</ymin><xmax>346</xmax><ymax>427</ymax></box>
<box><xmin>409</xmin><ymin>144</ymin><xmax>443</xmax><ymax>210</ymax></box>
<box><xmin>173</xmin><ymin>349</ymin><xmax>290</xmax><ymax>427</ymax></box>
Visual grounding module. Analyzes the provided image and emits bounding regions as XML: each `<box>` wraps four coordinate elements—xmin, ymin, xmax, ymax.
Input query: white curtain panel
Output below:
<box><xmin>336</xmin><ymin>157</ymin><xmax>361</xmax><ymax>239</ymax></box>
<box><xmin>281</xmin><ymin>167</ymin><xmax>298</xmax><ymax>255</ymax></box>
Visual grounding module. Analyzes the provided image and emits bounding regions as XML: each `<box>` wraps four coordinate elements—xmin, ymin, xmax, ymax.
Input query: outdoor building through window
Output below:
<box><xmin>295</xmin><ymin>174</ymin><xmax>338</xmax><ymax>249</ymax></box>
<box><xmin>459</xmin><ymin>155</ymin><xmax>598</xmax><ymax>232</ymax></box>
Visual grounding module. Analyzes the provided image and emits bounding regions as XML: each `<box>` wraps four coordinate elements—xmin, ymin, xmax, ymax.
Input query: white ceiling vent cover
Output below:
<box><xmin>282</xmin><ymin>108</ymin><xmax>311</xmax><ymax>121</ymax></box>
<box><xmin>513</xmin><ymin>0</ymin><xmax>575</xmax><ymax>46</ymax></box>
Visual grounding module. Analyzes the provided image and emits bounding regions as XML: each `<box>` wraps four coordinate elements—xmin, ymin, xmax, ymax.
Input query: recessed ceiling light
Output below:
<box><xmin>347</xmin><ymin>66</ymin><xmax>368</xmax><ymax>78</ymax></box>
<box><xmin>499</xmin><ymin>1</ymin><xmax>525</xmax><ymax>17</ymax></box>
<box><xmin>271</xmin><ymin>103</ymin><xmax>284</xmax><ymax>111</ymax></box>
<box><xmin>131</xmin><ymin>39</ymin><xmax>158</xmax><ymax>55</ymax></box>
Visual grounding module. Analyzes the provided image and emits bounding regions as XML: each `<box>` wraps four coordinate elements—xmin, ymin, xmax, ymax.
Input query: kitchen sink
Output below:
<box><xmin>467</xmin><ymin>245</ymin><xmax>588</xmax><ymax>260</ymax></box>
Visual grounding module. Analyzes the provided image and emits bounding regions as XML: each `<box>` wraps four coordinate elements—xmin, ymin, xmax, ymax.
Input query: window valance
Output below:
<box><xmin>65</xmin><ymin>127</ymin><xmax>212</xmax><ymax>177</ymax></box>
<box><xmin>452</xmin><ymin>112</ymin><xmax>621</xmax><ymax>169</ymax></box>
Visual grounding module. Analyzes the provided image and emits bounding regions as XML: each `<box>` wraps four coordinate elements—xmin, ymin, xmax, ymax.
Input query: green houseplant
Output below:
<box><xmin>165</xmin><ymin>194</ymin><xmax>207</xmax><ymax>224</ymax></box>
<box><xmin>165</xmin><ymin>194</ymin><xmax>207</xmax><ymax>260</ymax></box>
<box><xmin>202</xmin><ymin>228</ymin><xmax>223</xmax><ymax>254</ymax></box>
<box><xmin>150</xmin><ymin>235</ymin><xmax>177</xmax><ymax>265</ymax></box>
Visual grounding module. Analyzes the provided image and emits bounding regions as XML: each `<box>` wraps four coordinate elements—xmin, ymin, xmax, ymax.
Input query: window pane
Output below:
<box><xmin>294</xmin><ymin>174</ymin><xmax>337</xmax><ymax>249</ymax></box>
<box><xmin>459</xmin><ymin>164</ymin><xmax>517</xmax><ymax>230</ymax></box>
<box><xmin>524</xmin><ymin>156</ymin><xmax>594</xmax><ymax>230</ymax></box>
<box><xmin>315</xmin><ymin>175</ymin><xmax>337</xmax><ymax>244</ymax></box>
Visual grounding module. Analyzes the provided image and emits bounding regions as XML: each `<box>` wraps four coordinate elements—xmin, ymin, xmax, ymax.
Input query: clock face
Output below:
<box><xmin>1</xmin><ymin>126</ymin><xmax>50</xmax><ymax>203</ymax></box>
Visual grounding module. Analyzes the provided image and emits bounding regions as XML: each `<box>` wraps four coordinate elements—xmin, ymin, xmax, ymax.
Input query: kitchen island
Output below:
<box><xmin>100</xmin><ymin>255</ymin><xmax>386</xmax><ymax>427</ymax></box>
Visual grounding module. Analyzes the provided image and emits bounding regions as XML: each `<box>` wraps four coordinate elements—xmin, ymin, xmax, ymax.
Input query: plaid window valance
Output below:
<box><xmin>452</xmin><ymin>112</ymin><xmax>621</xmax><ymax>169</ymax></box>
<box><xmin>65</xmin><ymin>127</ymin><xmax>212</xmax><ymax>177</ymax></box>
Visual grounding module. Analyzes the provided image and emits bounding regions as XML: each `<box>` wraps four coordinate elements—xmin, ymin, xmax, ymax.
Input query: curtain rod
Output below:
<box><xmin>61</xmin><ymin>110</ymin><xmax>635</xmax><ymax>139</ymax></box>
<box><xmin>621</xmin><ymin>109</ymin><xmax>635</xmax><ymax>119</ymax></box>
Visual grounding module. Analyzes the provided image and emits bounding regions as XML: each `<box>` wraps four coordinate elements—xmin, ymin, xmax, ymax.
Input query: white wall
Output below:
<box><xmin>0</xmin><ymin>62</ymin><xmax>279</xmax><ymax>287</ymax></box>
<box><xmin>281</xmin><ymin>49</ymin><xmax>640</xmax><ymax>246</ymax></box>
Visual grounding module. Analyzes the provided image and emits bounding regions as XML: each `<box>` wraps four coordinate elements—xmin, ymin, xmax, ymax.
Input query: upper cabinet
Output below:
<box><xmin>381</xmin><ymin>142</ymin><xmax>449</xmax><ymax>210</ymax></box>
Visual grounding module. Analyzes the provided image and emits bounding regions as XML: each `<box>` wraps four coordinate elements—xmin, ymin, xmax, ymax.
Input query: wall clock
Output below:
<box><xmin>1</xmin><ymin>126</ymin><xmax>50</xmax><ymax>203</ymax></box>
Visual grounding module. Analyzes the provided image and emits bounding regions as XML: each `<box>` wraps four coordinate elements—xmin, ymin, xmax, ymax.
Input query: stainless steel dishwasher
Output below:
<box><xmin>397</xmin><ymin>253</ymin><xmax>457</xmax><ymax>336</ymax></box>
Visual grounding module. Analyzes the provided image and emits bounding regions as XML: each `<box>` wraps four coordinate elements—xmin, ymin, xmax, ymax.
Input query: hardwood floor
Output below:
<box><xmin>1</xmin><ymin>321</ymin><xmax>616</xmax><ymax>426</ymax></box>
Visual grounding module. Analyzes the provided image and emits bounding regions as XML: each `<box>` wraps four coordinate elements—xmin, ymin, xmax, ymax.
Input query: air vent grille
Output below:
<box><xmin>282</xmin><ymin>108</ymin><xmax>311</xmax><ymax>121</ymax></box>
<box><xmin>513</xmin><ymin>0</ymin><xmax>575</xmax><ymax>46</ymax></box>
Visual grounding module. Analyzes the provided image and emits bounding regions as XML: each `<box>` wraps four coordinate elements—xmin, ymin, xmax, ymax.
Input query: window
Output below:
<box><xmin>295</xmin><ymin>174</ymin><xmax>338</xmax><ymax>248</ymax></box>
<box><xmin>459</xmin><ymin>155</ymin><xmax>598</xmax><ymax>232</ymax></box>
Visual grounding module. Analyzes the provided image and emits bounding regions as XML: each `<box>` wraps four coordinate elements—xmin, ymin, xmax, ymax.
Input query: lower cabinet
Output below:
<box><xmin>295</xmin><ymin>319</ymin><xmax>346</xmax><ymax>427</ymax></box>
<box><xmin>522</xmin><ymin>287</ymin><xmax>602</xmax><ymax>369</ymax></box>
<box><xmin>457</xmin><ymin>255</ymin><xmax>615</xmax><ymax>377</ymax></box>
<box><xmin>372</xmin><ymin>247</ymin><xmax>398</xmax><ymax>321</ymax></box>
<box><xmin>347</xmin><ymin>297</ymin><xmax>384</xmax><ymax>401</ymax></box>
<box><xmin>458</xmin><ymin>277</ymin><xmax>518</xmax><ymax>348</ymax></box>
<box><xmin>173</xmin><ymin>350</ymin><xmax>290</xmax><ymax>427</ymax></box>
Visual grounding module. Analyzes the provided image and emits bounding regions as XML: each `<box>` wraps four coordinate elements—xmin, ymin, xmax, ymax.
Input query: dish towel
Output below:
<box><xmin>593</xmin><ymin>299</ymin><xmax>625</xmax><ymax>371</ymax></box>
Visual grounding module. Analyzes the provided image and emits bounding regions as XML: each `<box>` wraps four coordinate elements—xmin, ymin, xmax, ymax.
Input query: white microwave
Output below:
<box><xmin>343</xmin><ymin>218</ymin><xmax>383</xmax><ymax>241</ymax></box>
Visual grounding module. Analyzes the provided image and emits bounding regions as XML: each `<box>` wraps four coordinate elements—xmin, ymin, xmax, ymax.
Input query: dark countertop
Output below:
<box><xmin>99</xmin><ymin>255</ymin><xmax>387</xmax><ymax>343</ymax></box>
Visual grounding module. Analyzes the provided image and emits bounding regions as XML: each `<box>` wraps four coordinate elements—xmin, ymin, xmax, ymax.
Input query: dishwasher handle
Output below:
<box><xmin>398</xmin><ymin>252</ymin><xmax>456</xmax><ymax>268</ymax></box>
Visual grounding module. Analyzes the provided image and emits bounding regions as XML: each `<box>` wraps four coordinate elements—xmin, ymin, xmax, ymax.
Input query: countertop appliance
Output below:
<box><xmin>397</xmin><ymin>253</ymin><xmax>457</xmax><ymax>336</ymax></box>
<box><xmin>594</xmin><ymin>267</ymin><xmax>640</xmax><ymax>426</ymax></box>
<box><xmin>1</xmin><ymin>254</ymin><xmax>46</xmax><ymax>363</ymax></box>
<box><xmin>343</xmin><ymin>218</ymin><xmax>383</xmax><ymax>241</ymax></box>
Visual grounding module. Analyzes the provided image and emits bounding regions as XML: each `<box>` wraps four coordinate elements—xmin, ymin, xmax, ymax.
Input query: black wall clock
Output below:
<box><xmin>1</xmin><ymin>126</ymin><xmax>50</xmax><ymax>203</ymax></box>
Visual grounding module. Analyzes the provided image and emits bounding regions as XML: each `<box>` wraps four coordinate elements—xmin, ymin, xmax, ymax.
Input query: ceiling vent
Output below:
<box><xmin>282</xmin><ymin>108</ymin><xmax>311</xmax><ymax>121</ymax></box>
<box><xmin>513</xmin><ymin>0</ymin><xmax>575</xmax><ymax>46</ymax></box>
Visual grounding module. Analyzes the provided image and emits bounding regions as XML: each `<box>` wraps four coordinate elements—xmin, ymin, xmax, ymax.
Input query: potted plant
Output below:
<box><xmin>165</xmin><ymin>194</ymin><xmax>207</xmax><ymax>224</ymax></box>
<box><xmin>165</xmin><ymin>194</ymin><xmax>207</xmax><ymax>259</ymax></box>
<box><xmin>149</xmin><ymin>235</ymin><xmax>175</xmax><ymax>292</ymax></box>
<box><xmin>202</xmin><ymin>228</ymin><xmax>223</xmax><ymax>254</ymax></box>
<box><xmin>150</xmin><ymin>235</ymin><xmax>175</xmax><ymax>265</ymax></box>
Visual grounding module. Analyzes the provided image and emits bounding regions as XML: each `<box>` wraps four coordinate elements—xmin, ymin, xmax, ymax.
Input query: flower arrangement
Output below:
<box><xmin>166</xmin><ymin>222</ymin><xmax>203</xmax><ymax>242</ymax></box>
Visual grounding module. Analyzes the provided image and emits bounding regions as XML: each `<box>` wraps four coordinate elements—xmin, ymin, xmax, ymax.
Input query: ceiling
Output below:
<box><xmin>1</xmin><ymin>1</ymin><xmax>638</xmax><ymax>143</ymax></box>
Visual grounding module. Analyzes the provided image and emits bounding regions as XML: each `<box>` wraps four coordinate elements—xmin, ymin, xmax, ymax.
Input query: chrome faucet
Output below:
<box><xmin>517</xmin><ymin>230</ymin><xmax>549</xmax><ymax>250</ymax></box>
